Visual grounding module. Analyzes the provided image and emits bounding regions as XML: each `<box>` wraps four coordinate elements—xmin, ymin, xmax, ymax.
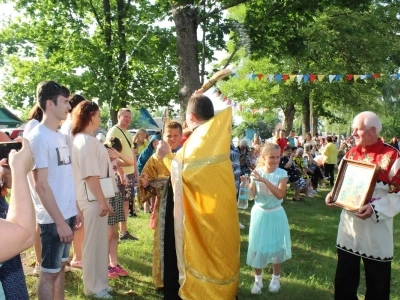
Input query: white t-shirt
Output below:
<box><xmin>59</xmin><ymin>116</ymin><xmax>74</xmax><ymax>151</ymax></box>
<box><xmin>23</xmin><ymin>119</ymin><xmax>40</xmax><ymax>137</ymax></box>
<box><xmin>27</xmin><ymin>124</ymin><xmax>77</xmax><ymax>224</ymax></box>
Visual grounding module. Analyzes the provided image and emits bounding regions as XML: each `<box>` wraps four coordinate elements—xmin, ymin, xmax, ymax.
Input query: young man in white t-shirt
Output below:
<box><xmin>27</xmin><ymin>81</ymin><xmax>83</xmax><ymax>300</ymax></box>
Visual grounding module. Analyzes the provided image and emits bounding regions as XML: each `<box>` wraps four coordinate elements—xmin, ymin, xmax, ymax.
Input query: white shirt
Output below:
<box><xmin>27</xmin><ymin>124</ymin><xmax>77</xmax><ymax>224</ymax></box>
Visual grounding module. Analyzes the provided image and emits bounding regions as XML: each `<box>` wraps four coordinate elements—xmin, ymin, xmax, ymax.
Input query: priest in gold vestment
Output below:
<box><xmin>139</xmin><ymin>121</ymin><xmax>183</xmax><ymax>289</ymax></box>
<box><xmin>157</xmin><ymin>94</ymin><xmax>240</xmax><ymax>300</ymax></box>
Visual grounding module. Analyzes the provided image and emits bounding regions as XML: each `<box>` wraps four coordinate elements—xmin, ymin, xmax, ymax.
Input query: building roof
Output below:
<box><xmin>0</xmin><ymin>107</ymin><xmax>23</xmax><ymax>128</ymax></box>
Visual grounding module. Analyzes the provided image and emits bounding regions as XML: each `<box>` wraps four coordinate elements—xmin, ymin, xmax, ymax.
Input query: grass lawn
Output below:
<box><xmin>23</xmin><ymin>188</ymin><xmax>400</xmax><ymax>299</ymax></box>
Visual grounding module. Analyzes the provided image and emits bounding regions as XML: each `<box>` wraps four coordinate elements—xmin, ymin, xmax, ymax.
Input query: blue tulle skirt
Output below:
<box><xmin>247</xmin><ymin>204</ymin><xmax>292</xmax><ymax>269</ymax></box>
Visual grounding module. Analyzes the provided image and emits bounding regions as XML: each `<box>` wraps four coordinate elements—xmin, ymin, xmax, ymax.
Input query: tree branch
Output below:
<box><xmin>89</xmin><ymin>0</ymin><xmax>104</xmax><ymax>33</ymax></box>
<box><xmin>124</xmin><ymin>0</ymin><xmax>132</xmax><ymax>17</ymax></box>
<box><xmin>198</xmin><ymin>0</ymin><xmax>248</xmax><ymax>24</ymax></box>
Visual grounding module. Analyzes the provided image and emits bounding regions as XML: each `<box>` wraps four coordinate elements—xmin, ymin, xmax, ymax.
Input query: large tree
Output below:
<box><xmin>0</xmin><ymin>0</ymin><xmax>178</xmax><ymax>122</ymax></box>
<box><xmin>218</xmin><ymin>1</ymin><xmax>400</xmax><ymax>135</ymax></box>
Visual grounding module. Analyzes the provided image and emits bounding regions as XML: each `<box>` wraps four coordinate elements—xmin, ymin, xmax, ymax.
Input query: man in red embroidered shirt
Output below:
<box><xmin>276</xmin><ymin>129</ymin><xmax>289</xmax><ymax>154</ymax></box>
<box><xmin>326</xmin><ymin>111</ymin><xmax>400</xmax><ymax>300</ymax></box>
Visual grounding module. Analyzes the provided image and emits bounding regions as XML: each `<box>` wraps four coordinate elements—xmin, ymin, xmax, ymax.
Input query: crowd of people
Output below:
<box><xmin>0</xmin><ymin>80</ymin><xmax>400</xmax><ymax>300</ymax></box>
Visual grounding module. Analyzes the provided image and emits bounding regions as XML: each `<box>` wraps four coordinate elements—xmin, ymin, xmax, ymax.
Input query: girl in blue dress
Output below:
<box><xmin>246</xmin><ymin>142</ymin><xmax>292</xmax><ymax>295</ymax></box>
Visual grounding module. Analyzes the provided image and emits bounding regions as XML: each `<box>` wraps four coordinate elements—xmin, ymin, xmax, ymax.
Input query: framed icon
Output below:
<box><xmin>330</xmin><ymin>159</ymin><xmax>379</xmax><ymax>211</ymax></box>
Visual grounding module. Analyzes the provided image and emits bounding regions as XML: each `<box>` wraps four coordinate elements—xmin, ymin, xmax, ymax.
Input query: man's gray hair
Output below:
<box><xmin>353</xmin><ymin>111</ymin><xmax>382</xmax><ymax>135</ymax></box>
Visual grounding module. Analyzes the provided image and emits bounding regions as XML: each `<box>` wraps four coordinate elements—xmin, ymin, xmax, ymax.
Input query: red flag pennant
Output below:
<box><xmin>310</xmin><ymin>74</ymin><xmax>317</xmax><ymax>83</ymax></box>
<box><xmin>282</xmin><ymin>74</ymin><xmax>289</xmax><ymax>81</ymax></box>
<box><xmin>223</xmin><ymin>96</ymin><xmax>228</xmax><ymax>102</ymax></box>
<box><xmin>372</xmin><ymin>73</ymin><xmax>380</xmax><ymax>79</ymax></box>
<box><xmin>346</xmin><ymin>74</ymin><xmax>354</xmax><ymax>81</ymax></box>
<box><xmin>257</xmin><ymin>74</ymin><xmax>264</xmax><ymax>80</ymax></box>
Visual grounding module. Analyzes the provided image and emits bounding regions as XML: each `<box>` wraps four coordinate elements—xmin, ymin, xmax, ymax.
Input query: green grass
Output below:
<box><xmin>24</xmin><ymin>188</ymin><xmax>400</xmax><ymax>299</ymax></box>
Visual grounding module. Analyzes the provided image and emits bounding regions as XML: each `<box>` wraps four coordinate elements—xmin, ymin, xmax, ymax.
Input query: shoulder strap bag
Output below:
<box><xmin>114</xmin><ymin>126</ymin><xmax>132</xmax><ymax>148</ymax></box>
<box><xmin>85</xmin><ymin>166</ymin><xmax>116</xmax><ymax>202</ymax></box>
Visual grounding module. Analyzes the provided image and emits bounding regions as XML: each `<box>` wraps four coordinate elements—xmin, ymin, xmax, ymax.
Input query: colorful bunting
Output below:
<box><xmin>310</xmin><ymin>74</ymin><xmax>317</xmax><ymax>83</ymax></box>
<box><xmin>210</xmin><ymin>71</ymin><xmax>394</xmax><ymax>114</ymax></box>
<box><xmin>225</xmin><ymin>72</ymin><xmax>391</xmax><ymax>84</ymax></box>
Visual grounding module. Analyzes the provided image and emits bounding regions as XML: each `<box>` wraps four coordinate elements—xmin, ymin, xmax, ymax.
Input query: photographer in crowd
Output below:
<box><xmin>0</xmin><ymin>138</ymin><xmax>35</xmax><ymax>299</ymax></box>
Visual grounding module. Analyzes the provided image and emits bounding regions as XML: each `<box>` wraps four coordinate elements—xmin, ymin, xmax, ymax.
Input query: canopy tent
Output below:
<box><xmin>0</xmin><ymin>107</ymin><xmax>23</xmax><ymax>128</ymax></box>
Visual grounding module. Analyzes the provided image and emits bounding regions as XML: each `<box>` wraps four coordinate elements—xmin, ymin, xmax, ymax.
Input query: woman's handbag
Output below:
<box><xmin>85</xmin><ymin>167</ymin><xmax>115</xmax><ymax>201</ymax></box>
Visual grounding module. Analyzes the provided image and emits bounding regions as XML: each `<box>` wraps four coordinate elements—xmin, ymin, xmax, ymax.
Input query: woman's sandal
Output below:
<box><xmin>292</xmin><ymin>197</ymin><xmax>304</xmax><ymax>202</ymax></box>
<box><xmin>70</xmin><ymin>260</ymin><xmax>83</xmax><ymax>269</ymax></box>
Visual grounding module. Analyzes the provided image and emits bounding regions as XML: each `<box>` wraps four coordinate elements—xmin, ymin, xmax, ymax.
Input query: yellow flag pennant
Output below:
<box><xmin>317</xmin><ymin>75</ymin><xmax>326</xmax><ymax>82</ymax></box>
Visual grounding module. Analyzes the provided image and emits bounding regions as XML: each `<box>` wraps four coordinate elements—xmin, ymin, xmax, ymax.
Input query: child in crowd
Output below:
<box><xmin>133</xmin><ymin>129</ymin><xmax>149</xmax><ymax>158</ymax></box>
<box><xmin>246</xmin><ymin>143</ymin><xmax>292</xmax><ymax>295</ymax></box>
<box><xmin>105</xmin><ymin>137</ymin><xmax>134</xmax><ymax>279</ymax></box>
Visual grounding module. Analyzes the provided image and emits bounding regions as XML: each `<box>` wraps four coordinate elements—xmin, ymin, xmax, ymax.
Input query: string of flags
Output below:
<box><xmin>229</xmin><ymin>72</ymin><xmax>389</xmax><ymax>83</ymax></box>
<box><xmin>213</xmin><ymin>72</ymin><xmax>395</xmax><ymax>113</ymax></box>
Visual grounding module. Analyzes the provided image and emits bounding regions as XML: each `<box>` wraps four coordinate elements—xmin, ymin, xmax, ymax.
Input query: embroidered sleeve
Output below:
<box><xmin>370</xmin><ymin>157</ymin><xmax>400</xmax><ymax>222</ymax></box>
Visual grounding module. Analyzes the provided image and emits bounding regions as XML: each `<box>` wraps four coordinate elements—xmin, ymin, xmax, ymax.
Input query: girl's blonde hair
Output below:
<box><xmin>256</xmin><ymin>142</ymin><xmax>280</xmax><ymax>167</ymax></box>
<box><xmin>133</xmin><ymin>128</ymin><xmax>149</xmax><ymax>143</ymax></box>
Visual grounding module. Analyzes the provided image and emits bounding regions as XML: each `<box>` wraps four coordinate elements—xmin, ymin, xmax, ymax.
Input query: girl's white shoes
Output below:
<box><xmin>251</xmin><ymin>278</ymin><xmax>281</xmax><ymax>294</ymax></box>
<box><xmin>269</xmin><ymin>278</ymin><xmax>281</xmax><ymax>293</ymax></box>
<box><xmin>251</xmin><ymin>281</ymin><xmax>263</xmax><ymax>294</ymax></box>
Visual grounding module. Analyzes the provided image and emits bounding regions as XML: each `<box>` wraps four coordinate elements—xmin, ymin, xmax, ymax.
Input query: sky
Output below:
<box><xmin>0</xmin><ymin>2</ymin><xmax>231</xmax><ymax>117</ymax></box>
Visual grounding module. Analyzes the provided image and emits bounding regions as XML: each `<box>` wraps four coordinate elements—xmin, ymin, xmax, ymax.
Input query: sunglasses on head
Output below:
<box><xmin>51</xmin><ymin>83</ymin><xmax>61</xmax><ymax>92</ymax></box>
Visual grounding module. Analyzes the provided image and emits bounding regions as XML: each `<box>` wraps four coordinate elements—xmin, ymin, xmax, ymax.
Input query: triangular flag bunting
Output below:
<box><xmin>275</xmin><ymin>74</ymin><xmax>282</xmax><ymax>83</ymax></box>
<box><xmin>372</xmin><ymin>73</ymin><xmax>380</xmax><ymax>79</ymax></box>
<box><xmin>354</xmin><ymin>75</ymin><xmax>360</xmax><ymax>81</ymax></box>
<box><xmin>222</xmin><ymin>96</ymin><xmax>228</xmax><ymax>102</ymax></box>
<box><xmin>269</xmin><ymin>75</ymin><xmax>274</xmax><ymax>82</ymax></box>
<box><xmin>365</xmin><ymin>74</ymin><xmax>372</xmax><ymax>79</ymax></box>
<box><xmin>360</xmin><ymin>75</ymin><xmax>367</xmax><ymax>80</ymax></box>
<box><xmin>317</xmin><ymin>75</ymin><xmax>325</xmax><ymax>81</ymax></box>
<box><xmin>252</xmin><ymin>74</ymin><xmax>257</xmax><ymax>80</ymax></box>
<box><xmin>282</xmin><ymin>74</ymin><xmax>289</xmax><ymax>81</ymax></box>
<box><xmin>310</xmin><ymin>74</ymin><xmax>317</xmax><ymax>83</ymax></box>
<box><xmin>335</xmin><ymin>75</ymin><xmax>342</xmax><ymax>81</ymax></box>
<box><xmin>303</xmin><ymin>74</ymin><xmax>310</xmax><ymax>82</ymax></box>
<box><xmin>257</xmin><ymin>74</ymin><xmax>264</xmax><ymax>80</ymax></box>
<box><xmin>346</xmin><ymin>74</ymin><xmax>353</xmax><ymax>81</ymax></box>
<box><xmin>328</xmin><ymin>75</ymin><xmax>336</xmax><ymax>83</ymax></box>
<box><xmin>289</xmin><ymin>75</ymin><xmax>296</xmax><ymax>82</ymax></box>
<box><xmin>245</xmin><ymin>74</ymin><xmax>252</xmax><ymax>80</ymax></box>
<box><xmin>296</xmin><ymin>75</ymin><xmax>304</xmax><ymax>84</ymax></box>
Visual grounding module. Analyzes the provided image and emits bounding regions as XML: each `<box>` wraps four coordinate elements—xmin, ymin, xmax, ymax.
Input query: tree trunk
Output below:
<box><xmin>282</xmin><ymin>102</ymin><xmax>296</xmax><ymax>131</ymax></box>
<box><xmin>117</xmin><ymin>0</ymin><xmax>128</xmax><ymax>109</ymax></box>
<box><xmin>103</xmin><ymin>0</ymin><xmax>118</xmax><ymax>125</ymax></box>
<box><xmin>172</xmin><ymin>4</ymin><xmax>201</xmax><ymax>120</ymax></box>
<box><xmin>310</xmin><ymin>100</ymin><xmax>318</xmax><ymax>136</ymax></box>
<box><xmin>302</xmin><ymin>93</ymin><xmax>310</xmax><ymax>136</ymax></box>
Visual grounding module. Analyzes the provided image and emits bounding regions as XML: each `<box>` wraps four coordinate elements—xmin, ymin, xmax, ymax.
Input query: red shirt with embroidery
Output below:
<box><xmin>345</xmin><ymin>139</ymin><xmax>400</xmax><ymax>193</ymax></box>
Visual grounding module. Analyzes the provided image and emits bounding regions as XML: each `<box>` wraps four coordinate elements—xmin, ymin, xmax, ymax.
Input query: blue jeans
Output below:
<box><xmin>39</xmin><ymin>216</ymin><xmax>76</xmax><ymax>273</ymax></box>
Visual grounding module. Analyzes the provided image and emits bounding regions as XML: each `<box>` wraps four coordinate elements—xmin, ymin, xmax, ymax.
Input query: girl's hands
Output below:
<box><xmin>107</xmin><ymin>148</ymin><xmax>120</xmax><ymax>159</ymax></box>
<box><xmin>250</xmin><ymin>170</ymin><xmax>262</xmax><ymax>182</ymax></box>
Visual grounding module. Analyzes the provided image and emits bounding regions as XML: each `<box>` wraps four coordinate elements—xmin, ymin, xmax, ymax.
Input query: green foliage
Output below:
<box><xmin>22</xmin><ymin>190</ymin><xmax>400</xmax><ymax>299</ymax></box>
<box><xmin>0</xmin><ymin>0</ymin><xmax>179</xmax><ymax>111</ymax></box>
<box><xmin>220</xmin><ymin>1</ymin><xmax>400</xmax><ymax>135</ymax></box>
<box><xmin>233</xmin><ymin>109</ymin><xmax>280</xmax><ymax>139</ymax></box>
